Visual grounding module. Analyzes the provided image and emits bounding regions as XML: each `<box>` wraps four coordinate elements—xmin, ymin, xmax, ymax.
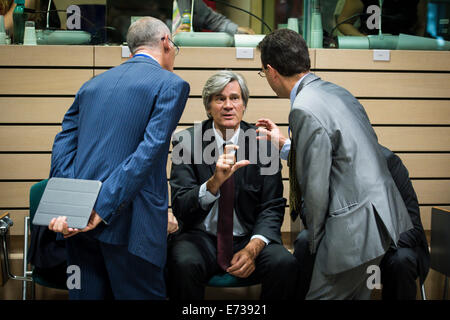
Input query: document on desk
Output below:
<box><xmin>32</xmin><ymin>177</ymin><xmax>102</xmax><ymax>229</ymax></box>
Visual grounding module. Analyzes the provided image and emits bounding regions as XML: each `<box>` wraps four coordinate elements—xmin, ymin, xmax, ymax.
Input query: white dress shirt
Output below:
<box><xmin>197</xmin><ymin>123</ymin><xmax>269</xmax><ymax>245</ymax></box>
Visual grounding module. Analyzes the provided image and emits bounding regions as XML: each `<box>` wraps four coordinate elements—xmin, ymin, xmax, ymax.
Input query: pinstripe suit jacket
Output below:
<box><xmin>47</xmin><ymin>56</ymin><xmax>190</xmax><ymax>268</ymax></box>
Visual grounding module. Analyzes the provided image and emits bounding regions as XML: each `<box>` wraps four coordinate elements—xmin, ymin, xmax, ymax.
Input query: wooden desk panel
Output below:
<box><xmin>0</xmin><ymin>69</ymin><xmax>92</xmax><ymax>95</ymax></box>
<box><xmin>315</xmin><ymin>49</ymin><xmax>450</xmax><ymax>71</ymax></box>
<box><xmin>0</xmin><ymin>97</ymin><xmax>72</xmax><ymax>123</ymax></box>
<box><xmin>0</xmin><ymin>126</ymin><xmax>60</xmax><ymax>152</ymax></box>
<box><xmin>375</xmin><ymin>127</ymin><xmax>450</xmax><ymax>152</ymax></box>
<box><xmin>94</xmin><ymin>46</ymin><xmax>316</xmax><ymax>69</ymax></box>
<box><xmin>316</xmin><ymin>72</ymin><xmax>450</xmax><ymax>98</ymax></box>
<box><xmin>0</xmin><ymin>45</ymin><xmax>93</xmax><ymax>67</ymax></box>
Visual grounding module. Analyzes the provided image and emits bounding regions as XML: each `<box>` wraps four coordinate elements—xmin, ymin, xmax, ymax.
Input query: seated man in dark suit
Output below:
<box><xmin>377</xmin><ymin>145</ymin><xmax>430</xmax><ymax>299</ymax></box>
<box><xmin>293</xmin><ymin>145</ymin><xmax>430</xmax><ymax>300</ymax></box>
<box><xmin>167</xmin><ymin>71</ymin><xmax>299</xmax><ymax>300</ymax></box>
<box><xmin>256</xmin><ymin>118</ymin><xmax>431</xmax><ymax>300</ymax></box>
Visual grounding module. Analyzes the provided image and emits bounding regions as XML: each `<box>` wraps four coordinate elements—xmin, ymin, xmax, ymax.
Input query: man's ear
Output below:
<box><xmin>161</xmin><ymin>35</ymin><xmax>171</xmax><ymax>53</ymax></box>
<box><xmin>266</xmin><ymin>64</ymin><xmax>278</xmax><ymax>78</ymax></box>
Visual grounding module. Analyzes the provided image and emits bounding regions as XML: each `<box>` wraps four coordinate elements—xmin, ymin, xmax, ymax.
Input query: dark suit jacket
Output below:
<box><xmin>169</xmin><ymin>119</ymin><xmax>286</xmax><ymax>244</ymax></box>
<box><xmin>29</xmin><ymin>55</ymin><xmax>190</xmax><ymax>269</ymax></box>
<box><xmin>380</xmin><ymin>145</ymin><xmax>431</xmax><ymax>283</ymax></box>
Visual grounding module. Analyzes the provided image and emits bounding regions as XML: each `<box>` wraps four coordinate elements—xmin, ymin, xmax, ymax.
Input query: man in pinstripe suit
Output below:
<box><xmin>46</xmin><ymin>17</ymin><xmax>190</xmax><ymax>299</ymax></box>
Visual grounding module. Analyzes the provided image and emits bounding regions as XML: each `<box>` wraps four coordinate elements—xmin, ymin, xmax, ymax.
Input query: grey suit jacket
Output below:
<box><xmin>289</xmin><ymin>73</ymin><xmax>413</xmax><ymax>275</ymax></box>
<box><xmin>177</xmin><ymin>0</ymin><xmax>238</xmax><ymax>34</ymax></box>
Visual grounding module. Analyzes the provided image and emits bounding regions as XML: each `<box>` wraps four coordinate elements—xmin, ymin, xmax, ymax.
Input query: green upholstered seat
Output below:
<box><xmin>29</xmin><ymin>179</ymin><xmax>48</xmax><ymax>220</ymax></box>
<box><xmin>207</xmin><ymin>273</ymin><xmax>260</xmax><ymax>288</ymax></box>
<box><xmin>29</xmin><ymin>179</ymin><xmax>67</xmax><ymax>290</ymax></box>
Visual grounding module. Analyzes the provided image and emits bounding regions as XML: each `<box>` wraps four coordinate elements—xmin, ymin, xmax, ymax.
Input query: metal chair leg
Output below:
<box><xmin>420</xmin><ymin>283</ymin><xmax>427</xmax><ymax>300</ymax></box>
<box><xmin>31</xmin><ymin>279</ymin><xmax>36</xmax><ymax>300</ymax></box>
<box><xmin>1</xmin><ymin>217</ymin><xmax>32</xmax><ymax>283</ymax></box>
<box><xmin>22</xmin><ymin>216</ymin><xmax>30</xmax><ymax>300</ymax></box>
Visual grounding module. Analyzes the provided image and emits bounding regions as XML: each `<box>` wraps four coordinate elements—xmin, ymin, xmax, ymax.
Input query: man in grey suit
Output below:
<box><xmin>257</xmin><ymin>29</ymin><xmax>413</xmax><ymax>299</ymax></box>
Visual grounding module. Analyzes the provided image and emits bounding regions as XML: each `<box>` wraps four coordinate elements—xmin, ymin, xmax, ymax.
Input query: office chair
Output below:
<box><xmin>207</xmin><ymin>272</ymin><xmax>260</xmax><ymax>288</ymax></box>
<box><xmin>25</xmin><ymin>179</ymin><xmax>67</xmax><ymax>299</ymax></box>
<box><xmin>0</xmin><ymin>212</ymin><xmax>33</xmax><ymax>299</ymax></box>
<box><xmin>430</xmin><ymin>207</ymin><xmax>450</xmax><ymax>300</ymax></box>
<box><xmin>0</xmin><ymin>179</ymin><xmax>67</xmax><ymax>299</ymax></box>
<box><xmin>206</xmin><ymin>272</ymin><xmax>261</xmax><ymax>300</ymax></box>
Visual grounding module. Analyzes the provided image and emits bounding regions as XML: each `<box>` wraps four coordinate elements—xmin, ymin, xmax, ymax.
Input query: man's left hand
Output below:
<box><xmin>48</xmin><ymin>209</ymin><xmax>103</xmax><ymax>238</ymax></box>
<box><xmin>226</xmin><ymin>238</ymin><xmax>265</xmax><ymax>278</ymax></box>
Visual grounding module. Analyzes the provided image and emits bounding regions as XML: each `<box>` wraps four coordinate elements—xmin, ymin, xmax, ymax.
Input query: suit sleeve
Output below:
<box><xmin>49</xmin><ymin>89</ymin><xmax>82</xmax><ymax>178</ymax></box>
<box><xmin>289</xmin><ymin>108</ymin><xmax>332</xmax><ymax>254</ymax></box>
<box><xmin>169</xmin><ymin>136</ymin><xmax>213</xmax><ymax>229</ymax></box>
<box><xmin>251</xmin><ymin>159</ymin><xmax>286</xmax><ymax>244</ymax></box>
<box><xmin>193</xmin><ymin>0</ymin><xmax>238</xmax><ymax>34</ymax></box>
<box><xmin>94</xmin><ymin>79</ymin><xmax>190</xmax><ymax>222</ymax></box>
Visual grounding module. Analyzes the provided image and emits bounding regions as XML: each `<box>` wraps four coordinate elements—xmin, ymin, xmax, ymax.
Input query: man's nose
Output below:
<box><xmin>224</xmin><ymin>97</ymin><xmax>233</xmax><ymax>108</ymax></box>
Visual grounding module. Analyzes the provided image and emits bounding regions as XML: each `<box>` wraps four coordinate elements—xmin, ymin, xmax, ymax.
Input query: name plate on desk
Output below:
<box><xmin>373</xmin><ymin>50</ymin><xmax>390</xmax><ymax>62</ymax></box>
<box><xmin>122</xmin><ymin>46</ymin><xmax>131</xmax><ymax>58</ymax></box>
<box><xmin>236</xmin><ymin>47</ymin><xmax>254</xmax><ymax>59</ymax></box>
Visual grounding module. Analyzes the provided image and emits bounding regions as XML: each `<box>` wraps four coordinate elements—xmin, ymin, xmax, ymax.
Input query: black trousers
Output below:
<box><xmin>379</xmin><ymin>246</ymin><xmax>419</xmax><ymax>300</ymax></box>
<box><xmin>293</xmin><ymin>230</ymin><xmax>421</xmax><ymax>300</ymax></box>
<box><xmin>167</xmin><ymin>229</ymin><xmax>299</xmax><ymax>300</ymax></box>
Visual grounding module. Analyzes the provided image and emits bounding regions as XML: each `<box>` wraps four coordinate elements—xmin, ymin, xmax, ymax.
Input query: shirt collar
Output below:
<box><xmin>133</xmin><ymin>52</ymin><xmax>159</xmax><ymax>64</ymax></box>
<box><xmin>212</xmin><ymin>122</ymin><xmax>240</xmax><ymax>151</ymax></box>
<box><xmin>290</xmin><ymin>73</ymin><xmax>310</xmax><ymax>106</ymax></box>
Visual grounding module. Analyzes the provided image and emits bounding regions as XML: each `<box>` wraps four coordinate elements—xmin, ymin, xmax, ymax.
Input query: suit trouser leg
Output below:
<box><xmin>252</xmin><ymin>243</ymin><xmax>300</xmax><ymax>300</ymax></box>
<box><xmin>306</xmin><ymin>256</ymin><xmax>384</xmax><ymax>300</ymax></box>
<box><xmin>66</xmin><ymin>234</ymin><xmax>114</xmax><ymax>300</ymax></box>
<box><xmin>167</xmin><ymin>229</ymin><xmax>221</xmax><ymax>300</ymax></box>
<box><xmin>66</xmin><ymin>233</ymin><xmax>165</xmax><ymax>300</ymax></box>
<box><xmin>379</xmin><ymin>247</ymin><xmax>419</xmax><ymax>300</ymax></box>
<box><xmin>293</xmin><ymin>230</ymin><xmax>316</xmax><ymax>300</ymax></box>
<box><xmin>99</xmin><ymin>241</ymin><xmax>166</xmax><ymax>300</ymax></box>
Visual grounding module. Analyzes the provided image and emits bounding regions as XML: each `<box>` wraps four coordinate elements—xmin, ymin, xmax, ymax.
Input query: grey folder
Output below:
<box><xmin>32</xmin><ymin>177</ymin><xmax>102</xmax><ymax>229</ymax></box>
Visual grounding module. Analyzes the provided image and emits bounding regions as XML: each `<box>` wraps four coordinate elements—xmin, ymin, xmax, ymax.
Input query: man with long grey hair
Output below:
<box><xmin>42</xmin><ymin>17</ymin><xmax>190</xmax><ymax>299</ymax></box>
<box><xmin>168</xmin><ymin>70</ymin><xmax>298</xmax><ymax>300</ymax></box>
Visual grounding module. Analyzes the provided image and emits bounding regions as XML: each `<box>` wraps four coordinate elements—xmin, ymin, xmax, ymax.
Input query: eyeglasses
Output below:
<box><xmin>161</xmin><ymin>36</ymin><xmax>180</xmax><ymax>56</ymax></box>
<box><xmin>258</xmin><ymin>70</ymin><xmax>266</xmax><ymax>77</ymax></box>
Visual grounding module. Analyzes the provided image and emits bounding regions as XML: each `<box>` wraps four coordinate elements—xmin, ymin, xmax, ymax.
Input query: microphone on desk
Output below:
<box><xmin>190</xmin><ymin>0</ymin><xmax>194</xmax><ymax>32</ymax></box>
<box><xmin>46</xmin><ymin>0</ymin><xmax>52</xmax><ymax>29</ymax></box>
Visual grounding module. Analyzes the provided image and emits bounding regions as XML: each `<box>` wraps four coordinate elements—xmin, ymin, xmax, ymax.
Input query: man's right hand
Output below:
<box><xmin>206</xmin><ymin>144</ymin><xmax>249</xmax><ymax>195</ymax></box>
<box><xmin>255</xmin><ymin>118</ymin><xmax>287</xmax><ymax>151</ymax></box>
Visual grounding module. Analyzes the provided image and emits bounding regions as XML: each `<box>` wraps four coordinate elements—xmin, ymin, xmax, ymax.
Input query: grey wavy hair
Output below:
<box><xmin>202</xmin><ymin>70</ymin><xmax>250</xmax><ymax>119</ymax></box>
<box><xmin>126</xmin><ymin>17</ymin><xmax>170</xmax><ymax>55</ymax></box>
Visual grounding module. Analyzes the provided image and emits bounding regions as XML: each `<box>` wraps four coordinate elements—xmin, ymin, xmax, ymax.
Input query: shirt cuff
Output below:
<box><xmin>251</xmin><ymin>234</ymin><xmax>270</xmax><ymax>246</ymax></box>
<box><xmin>280</xmin><ymin>139</ymin><xmax>291</xmax><ymax>161</ymax></box>
<box><xmin>199</xmin><ymin>182</ymin><xmax>220</xmax><ymax>210</ymax></box>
